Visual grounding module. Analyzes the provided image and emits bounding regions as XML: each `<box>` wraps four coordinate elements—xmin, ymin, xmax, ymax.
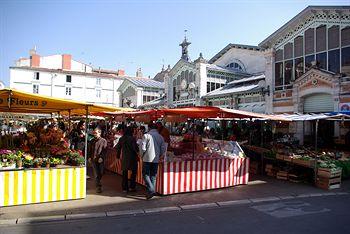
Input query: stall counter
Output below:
<box><xmin>0</xmin><ymin>166</ymin><xmax>86</xmax><ymax>207</ymax></box>
<box><xmin>105</xmin><ymin>149</ymin><xmax>249</xmax><ymax>195</ymax></box>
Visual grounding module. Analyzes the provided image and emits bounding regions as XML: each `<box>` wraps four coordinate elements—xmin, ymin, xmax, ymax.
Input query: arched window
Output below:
<box><xmin>226</xmin><ymin>60</ymin><xmax>245</xmax><ymax>72</ymax></box>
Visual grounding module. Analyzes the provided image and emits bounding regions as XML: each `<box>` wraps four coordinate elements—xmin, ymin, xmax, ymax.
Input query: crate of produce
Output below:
<box><xmin>316</xmin><ymin>176</ymin><xmax>341</xmax><ymax>190</ymax></box>
<box><xmin>276</xmin><ymin>171</ymin><xmax>288</xmax><ymax>180</ymax></box>
<box><xmin>317</xmin><ymin>168</ymin><xmax>342</xmax><ymax>178</ymax></box>
<box><xmin>283</xmin><ymin>156</ymin><xmax>293</xmax><ymax>162</ymax></box>
<box><xmin>293</xmin><ymin>158</ymin><xmax>315</xmax><ymax>168</ymax></box>
<box><xmin>249</xmin><ymin>161</ymin><xmax>259</xmax><ymax>175</ymax></box>
<box><xmin>288</xmin><ymin>173</ymin><xmax>302</xmax><ymax>183</ymax></box>
<box><xmin>276</xmin><ymin>154</ymin><xmax>284</xmax><ymax>160</ymax></box>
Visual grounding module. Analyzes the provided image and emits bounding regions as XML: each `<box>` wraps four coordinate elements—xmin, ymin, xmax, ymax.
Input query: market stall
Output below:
<box><xmin>244</xmin><ymin>112</ymin><xmax>350</xmax><ymax>190</ymax></box>
<box><xmin>104</xmin><ymin>107</ymin><xmax>287</xmax><ymax>195</ymax></box>
<box><xmin>0</xmin><ymin>88</ymin><xmax>125</xmax><ymax>207</ymax></box>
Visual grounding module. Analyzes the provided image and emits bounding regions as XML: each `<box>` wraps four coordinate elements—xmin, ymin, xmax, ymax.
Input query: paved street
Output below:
<box><xmin>2</xmin><ymin>171</ymin><xmax>349</xmax><ymax>220</ymax></box>
<box><xmin>1</xmin><ymin>194</ymin><xmax>349</xmax><ymax>234</ymax></box>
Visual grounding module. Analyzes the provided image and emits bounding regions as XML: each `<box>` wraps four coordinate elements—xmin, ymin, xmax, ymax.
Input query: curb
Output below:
<box><xmin>1</xmin><ymin>191</ymin><xmax>349</xmax><ymax>226</ymax></box>
<box><xmin>66</xmin><ymin>212</ymin><xmax>107</xmax><ymax>220</ymax></box>
<box><xmin>107</xmin><ymin>209</ymin><xmax>144</xmax><ymax>217</ymax></box>
<box><xmin>180</xmin><ymin>202</ymin><xmax>218</xmax><ymax>210</ymax></box>
<box><xmin>17</xmin><ymin>215</ymin><xmax>65</xmax><ymax>224</ymax></box>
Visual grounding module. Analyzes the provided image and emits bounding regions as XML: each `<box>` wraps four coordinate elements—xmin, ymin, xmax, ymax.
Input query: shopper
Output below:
<box><xmin>156</xmin><ymin>122</ymin><xmax>170</xmax><ymax>146</ymax></box>
<box><xmin>141</xmin><ymin>123</ymin><xmax>166</xmax><ymax>199</ymax></box>
<box><xmin>70</xmin><ymin>120</ymin><xmax>85</xmax><ymax>151</ymax></box>
<box><xmin>89</xmin><ymin>128</ymin><xmax>107</xmax><ymax>193</ymax></box>
<box><xmin>116</xmin><ymin>126</ymin><xmax>139</xmax><ymax>193</ymax></box>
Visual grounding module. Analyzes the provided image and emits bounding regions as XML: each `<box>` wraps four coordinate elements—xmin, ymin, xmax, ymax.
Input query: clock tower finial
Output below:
<box><xmin>179</xmin><ymin>30</ymin><xmax>191</xmax><ymax>61</ymax></box>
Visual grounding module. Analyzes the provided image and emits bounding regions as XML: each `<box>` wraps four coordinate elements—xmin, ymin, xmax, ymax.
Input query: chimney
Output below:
<box><xmin>117</xmin><ymin>69</ymin><xmax>125</xmax><ymax>76</ymax></box>
<box><xmin>62</xmin><ymin>54</ymin><xmax>72</xmax><ymax>70</ymax></box>
<box><xmin>30</xmin><ymin>54</ymin><xmax>40</xmax><ymax>67</ymax></box>
<box><xmin>136</xmin><ymin>68</ymin><xmax>143</xmax><ymax>78</ymax></box>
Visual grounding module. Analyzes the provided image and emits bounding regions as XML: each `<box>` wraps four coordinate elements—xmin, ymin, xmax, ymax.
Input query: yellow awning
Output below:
<box><xmin>0</xmin><ymin>88</ymin><xmax>128</xmax><ymax>115</ymax></box>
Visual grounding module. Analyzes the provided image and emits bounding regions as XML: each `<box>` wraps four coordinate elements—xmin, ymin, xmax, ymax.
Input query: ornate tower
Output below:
<box><xmin>179</xmin><ymin>35</ymin><xmax>191</xmax><ymax>61</ymax></box>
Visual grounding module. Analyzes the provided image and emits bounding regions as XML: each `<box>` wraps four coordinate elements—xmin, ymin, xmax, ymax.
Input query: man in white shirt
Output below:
<box><xmin>141</xmin><ymin>123</ymin><xmax>166</xmax><ymax>199</ymax></box>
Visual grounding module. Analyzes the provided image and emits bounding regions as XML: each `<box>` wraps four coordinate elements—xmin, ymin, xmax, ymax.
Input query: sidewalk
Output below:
<box><xmin>1</xmin><ymin>170</ymin><xmax>349</xmax><ymax>221</ymax></box>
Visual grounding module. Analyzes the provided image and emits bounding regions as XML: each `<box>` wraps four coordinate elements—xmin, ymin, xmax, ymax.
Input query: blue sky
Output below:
<box><xmin>0</xmin><ymin>0</ymin><xmax>348</xmax><ymax>85</ymax></box>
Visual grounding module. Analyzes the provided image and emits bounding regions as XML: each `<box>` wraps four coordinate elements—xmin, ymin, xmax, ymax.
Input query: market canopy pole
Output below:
<box><xmin>84</xmin><ymin>106</ymin><xmax>89</xmax><ymax>166</ymax></box>
<box><xmin>315</xmin><ymin>119</ymin><xmax>319</xmax><ymax>151</ymax></box>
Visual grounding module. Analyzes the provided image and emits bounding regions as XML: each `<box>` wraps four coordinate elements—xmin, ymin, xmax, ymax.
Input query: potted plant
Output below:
<box><xmin>15</xmin><ymin>150</ymin><xmax>24</xmax><ymax>168</ymax></box>
<box><xmin>42</xmin><ymin>158</ymin><xmax>50</xmax><ymax>168</ymax></box>
<box><xmin>50</xmin><ymin>157</ymin><xmax>61</xmax><ymax>167</ymax></box>
<box><xmin>74</xmin><ymin>156</ymin><xmax>85</xmax><ymax>167</ymax></box>
<box><xmin>33</xmin><ymin>158</ymin><xmax>43</xmax><ymax>168</ymax></box>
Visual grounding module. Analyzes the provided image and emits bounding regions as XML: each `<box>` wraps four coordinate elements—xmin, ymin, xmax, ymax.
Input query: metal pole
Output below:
<box><xmin>192</xmin><ymin>118</ymin><xmax>195</xmax><ymax>161</ymax></box>
<box><xmin>84</xmin><ymin>106</ymin><xmax>89</xmax><ymax>166</ymax></box>
<box><xmin>315</xmin><ymin>119</ymin><xmax>319</xmax><ymax>151</ymax></box>
<box><xmin>68</xmin><ymin>110</ymin><xmax>71</xmax><ymax>132</ymax></box>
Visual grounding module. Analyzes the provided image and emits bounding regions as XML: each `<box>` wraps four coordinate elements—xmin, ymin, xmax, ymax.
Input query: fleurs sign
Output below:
<box><xmin>0</xmin><ymin>97</ymin><xmax>48</xmax><ymax>107</ymax></box>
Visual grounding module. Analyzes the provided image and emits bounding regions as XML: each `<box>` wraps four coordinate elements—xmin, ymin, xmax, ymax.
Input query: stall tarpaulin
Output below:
<box><xmin>162</xmin><ymin>107</ymin><xmax>291</xmax><ymax>121</ymax></box>
<box><xmin>0</xmin><ymin>88</ymin><xmax>128</xmax><ymax>115</ymax></box>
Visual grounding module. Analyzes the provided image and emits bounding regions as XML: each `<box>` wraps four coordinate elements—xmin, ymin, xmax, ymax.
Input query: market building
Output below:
<box><xmin>166</xmin><ymin>38</ymin><xmax>260</xmax><ymax>108</ymax></box>
<box><xmin>10</xmin><ymin>48</ymin><xmax>134</xmax><ymax>107</ymax></box>
<box><xmin>258</xmin><ymin>5</ymin><xmax>350</xmax><ymax>144</ymax></box>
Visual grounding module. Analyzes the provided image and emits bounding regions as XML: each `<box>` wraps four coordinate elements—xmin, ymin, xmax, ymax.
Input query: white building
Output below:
<box><xmin>10</xmin><ymin>49</ymin><xmax>126</xmax><ymax>106</ymax></box>
<box><xmin>117</xmin><ymin>77</ymin><xmax>164</xmax><ymax>108</ymax></box>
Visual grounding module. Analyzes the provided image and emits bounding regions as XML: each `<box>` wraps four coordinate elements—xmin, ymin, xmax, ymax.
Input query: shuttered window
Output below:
<box><xmin>316</xmin><ymin>25</ymin><xmax>326</xmax><ymax>52</ymax></box>
<box><xmin>304</xmin><ymin>94</ymin><xmax>333</xmax><ymax>113</ymax></box>
<box><xmin>294</xmin><ymin>36</ymin><xmax>303</xmax><ymax>58</ymax></box>
<box><xmin>328</xmin><ymin>25</ymin><xmax>339</xmax><ymax>49</ymax></box>
<box><xmin>341</xmin><ymin>27</ymin><xmax>350</xmax><ymax>47</ymax></box>
<box><xmin>305</xmin><ymin>28</ymin><xmax>315</xmax><ymax>55</ymax></box>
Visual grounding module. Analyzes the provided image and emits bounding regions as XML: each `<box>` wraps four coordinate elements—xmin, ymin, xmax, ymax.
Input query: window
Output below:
<box><xmin>33</xmin><ymin>84</ymin><xmax>39</xmax><ymax>94</ymax></box>
<box><xmin>294</xmin><ymin>57</ymin><xmax>304</xmax><ymax>79</ymax></box>
<box><xmin>96</xmin><ymin>78</ymin><xmax>101</xmax><ymax>86</ymax></box>
<box><xmin>65</xmin><ymin>87</ymin><xmax>72</xmax><ymax>96</ymax></box>
<box><xmin>96</xmin><ymin>90</ymin><xmax>101</xmax><ymax>98</ymax></box>
<box><xmin>275</xmin><ymin>62</ymin><xmax>283</xmax><ymax>86</ymax></box>
<box><xmin>316</xmin><ymin>25</ymin><xmax>326</xmax><ymax>52</ymax></box>
<box><xmin>305</xmin><ymin>55</ymin><xmax>315</xmax><ymax>71</ymax></box>
<box><xmin>275</xmin><ymin>49</ymin><xmax>283</xmax><ymax>62</ymax></box>
<box><xmin>328</xmin><ymin>49</ymin><xmax>340</xmax><ymax>73</ymax></box>
<box><xmin>316</xmin><ymin>52</ymin><xmax>327</xmax><ymax>70</ymax></box>
<box><xmin>66</xmin><ymin>75</ymin><xmax>72</xmax><ymax>83</ymax></box>
<box><xmin>284</xmin><ymin>43</ymin><xmax>293</xmax><ymax>60</ymax></box>
<box><xmin>328</xmin><ymin>26</ymin><xmax>339</xmax><ymax>50</ymax></box>
<box><xmin>294</xmin><ymin>36</ymin><xmax>303</xmax><ymax>58</ymax></box>
<box><xmin>211</xmin><ymin>82</ymin><xmax>215</xmax><ymax>92</ymax></box>
<box><xmin>284</xmin><ymin>60</ymin><xmax>293</xmax><ymax>84</ymax></box>
<box><xmin>305</xmin><ymin>28</ymin><xmax>315</xmax><ymax>55</ymax></box>
<box><xmin>216</xmin><ymin>83</ymin><xmax>221</xmax><ymax>89</ymax></box>
<box><xmin>34</xmin><ymin>72</ymin><xmax>39</xmax><ymax>80</ymax></box>
<box><xmin>207</xmin><ymin>82</ymin><xmax>210</xmax><ymax>93</ymax></box>
<box><xmin>341</xmin><ymin>47</ymin><xmax>350</xmax><ymax>76</ymax></box>
<box><xmin>341</xmin><ymin>26</ymin><xmax>350</xmax><ymax>47</ymax></box>
<box><xmin>226</xmin><ymin>62</ymin><xmax>243</xmax><ymax>71</ymax></box>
